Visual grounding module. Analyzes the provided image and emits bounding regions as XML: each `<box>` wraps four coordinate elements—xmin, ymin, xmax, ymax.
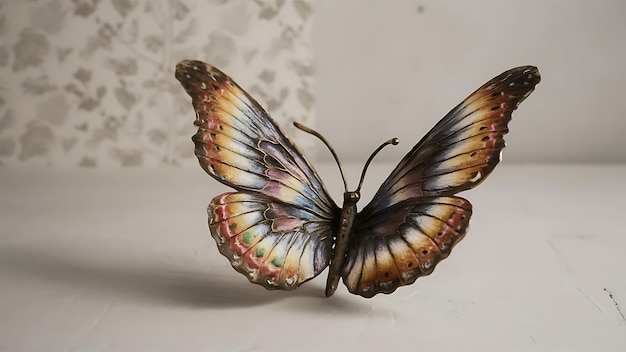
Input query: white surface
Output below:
<box><xmin>1</xmin><ymin>163</ymin><xmax>626</xmax><ymax>351</ymax></box>
<box><xmin>314</xmin><ymin>0</ymin><xmax>626</xmax><ymax>163</ymax></box>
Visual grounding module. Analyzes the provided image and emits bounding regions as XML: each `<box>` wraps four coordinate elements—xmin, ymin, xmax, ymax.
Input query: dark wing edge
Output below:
<box><xmin>343</xmin><ymin>196</ymin><xmax>472</xmax><ymax>298</ymax></box>
<box><xmin>361</xmin><ymin>66</ymin><xmax>541</xmax><ymax>216</ymax></box>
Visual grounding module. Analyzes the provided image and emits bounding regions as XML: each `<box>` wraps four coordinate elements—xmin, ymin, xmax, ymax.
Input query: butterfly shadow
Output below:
<box><xmin>0</xmin><ymin>245</ymin><xmax>368</xmax><ymax>313</ymax></box>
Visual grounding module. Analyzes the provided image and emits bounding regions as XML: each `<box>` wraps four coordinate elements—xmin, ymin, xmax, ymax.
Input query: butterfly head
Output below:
<box><xmin>344</xmin><ymin>191</ymin><xmax>360</xmax><ymax>203</ymax></box>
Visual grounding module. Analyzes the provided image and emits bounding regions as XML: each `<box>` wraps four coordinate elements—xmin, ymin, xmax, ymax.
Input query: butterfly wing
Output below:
<box><xmin>362</xmin><ymin>66</ymin><xmax>541</xmax><ymax>214</ymax></box>
<box><xmin>344</xmin><ymin>66</ymin><xmax>541</xmax><ymax>297</ymax></box>
<box><xmin>176</xmin><ymin>60</ymin><xmax>339</xmax><ymax>289</ymax></box>
<box><xmin>343</xmin><ymin>196</ymin><xmax>472</xmax><ymax>297</ymax></box>
<box><xmin>210</xmin><ymin>192</ymin><xmax>333</xmax><ymax>289</ymax></box>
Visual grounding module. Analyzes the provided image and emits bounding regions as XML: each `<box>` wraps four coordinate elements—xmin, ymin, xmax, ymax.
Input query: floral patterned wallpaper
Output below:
<box><xmin>0</xmin><ymin>0</ymin><xmax>314</xmax><ymax>167</ymax></box>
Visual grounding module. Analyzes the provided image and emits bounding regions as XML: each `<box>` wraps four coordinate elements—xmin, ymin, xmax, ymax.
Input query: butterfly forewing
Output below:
<box><xmin>347</xmin><ymin>66</ymin><xmax>540</xmax><ymax>297</ymax></box>
<box><xmin>361</xmin><ymin>66</ymin><xmax>541</xmax><ymax>215</ymax></box>
<box><xmin>176</xmin><ymin>60</ymin><xmax>339</xmax><ymax>290</ymax></box>
<box><xmin>176</xmin><ymin>60</ymin><xmax>337</xmax><ymax>217</ymax></box>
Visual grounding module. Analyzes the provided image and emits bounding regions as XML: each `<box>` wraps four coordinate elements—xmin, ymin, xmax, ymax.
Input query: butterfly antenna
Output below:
<box><xmin>355</xmin><ymin>137</ymin><xmax>400</xmax><ymax>193</ymax></box>
<box><xmin>293</xmin><ymin>122</ymin><xmax>349</xmax><ymax>192</ymax></box>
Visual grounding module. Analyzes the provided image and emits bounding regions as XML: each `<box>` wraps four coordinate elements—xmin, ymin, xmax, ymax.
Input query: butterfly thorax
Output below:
<box><xmin>325</xmin><ymin>191</ymin><xmax>360</xmax><ymax>297</ymax></box>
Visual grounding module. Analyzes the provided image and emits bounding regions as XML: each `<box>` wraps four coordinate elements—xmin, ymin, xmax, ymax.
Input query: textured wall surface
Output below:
<box><xmin>0</xmin><ymin>0</ymin><xmax>314</xmax><ymax>167</ymax></box>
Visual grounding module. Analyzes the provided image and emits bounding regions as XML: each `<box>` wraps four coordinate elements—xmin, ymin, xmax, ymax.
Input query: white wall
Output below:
<box><xmin>314</xmin><ymin>0</ymin><xmax>626</xmax><ymax>163</ymax></box>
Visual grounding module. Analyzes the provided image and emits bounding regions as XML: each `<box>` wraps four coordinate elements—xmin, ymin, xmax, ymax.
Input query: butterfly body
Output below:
<box><xmin>326</xmin><ymin>191</ymin><xmax>359</xmax><ymax>297</ymax></box>
<box><xmin>175</xmin><ymin>60</ymin><xmax>540</xmax><ymax>298</ymax></box>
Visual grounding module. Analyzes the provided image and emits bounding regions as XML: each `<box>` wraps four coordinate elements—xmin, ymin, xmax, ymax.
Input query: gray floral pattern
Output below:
<box><xmin>0</xmin><ymin>0</ymin><xmax>314</xmax><ymax>167</ymax></box>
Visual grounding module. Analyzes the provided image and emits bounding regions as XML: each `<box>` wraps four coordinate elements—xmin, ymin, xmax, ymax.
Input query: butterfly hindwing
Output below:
<box><xmin>209</xmin><ymin>192</ymin><xmax>333</xmax><ymax>289</ymax></box>
<box><xmin>176</xmin><ymin>60</ymin><xmax>339</xmax><ymax>290</ymax></box>
<box><xmin>343</xmin><ymin>197</ymin><xmax>472</xmax><ymax>297</ymax></box>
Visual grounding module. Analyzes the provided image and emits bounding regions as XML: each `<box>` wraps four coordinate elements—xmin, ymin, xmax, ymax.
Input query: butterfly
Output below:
<box><xmin>175</xmin><ymin>60</ymin><xmax>540</xmax><ymax>298</ymax></box>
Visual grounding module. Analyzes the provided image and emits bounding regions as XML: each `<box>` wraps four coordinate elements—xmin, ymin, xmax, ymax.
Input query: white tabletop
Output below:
<box><xmin>1</xmin><ymin>163</ymin><xmax>625</xmax><ymax>351</ymax></box>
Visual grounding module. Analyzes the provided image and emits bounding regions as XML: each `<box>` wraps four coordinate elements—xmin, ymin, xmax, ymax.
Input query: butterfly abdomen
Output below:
<box><xmin>325</xmin><ymin>191</ymin><xmax>360</xmax><ymax>297</ymax></box>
